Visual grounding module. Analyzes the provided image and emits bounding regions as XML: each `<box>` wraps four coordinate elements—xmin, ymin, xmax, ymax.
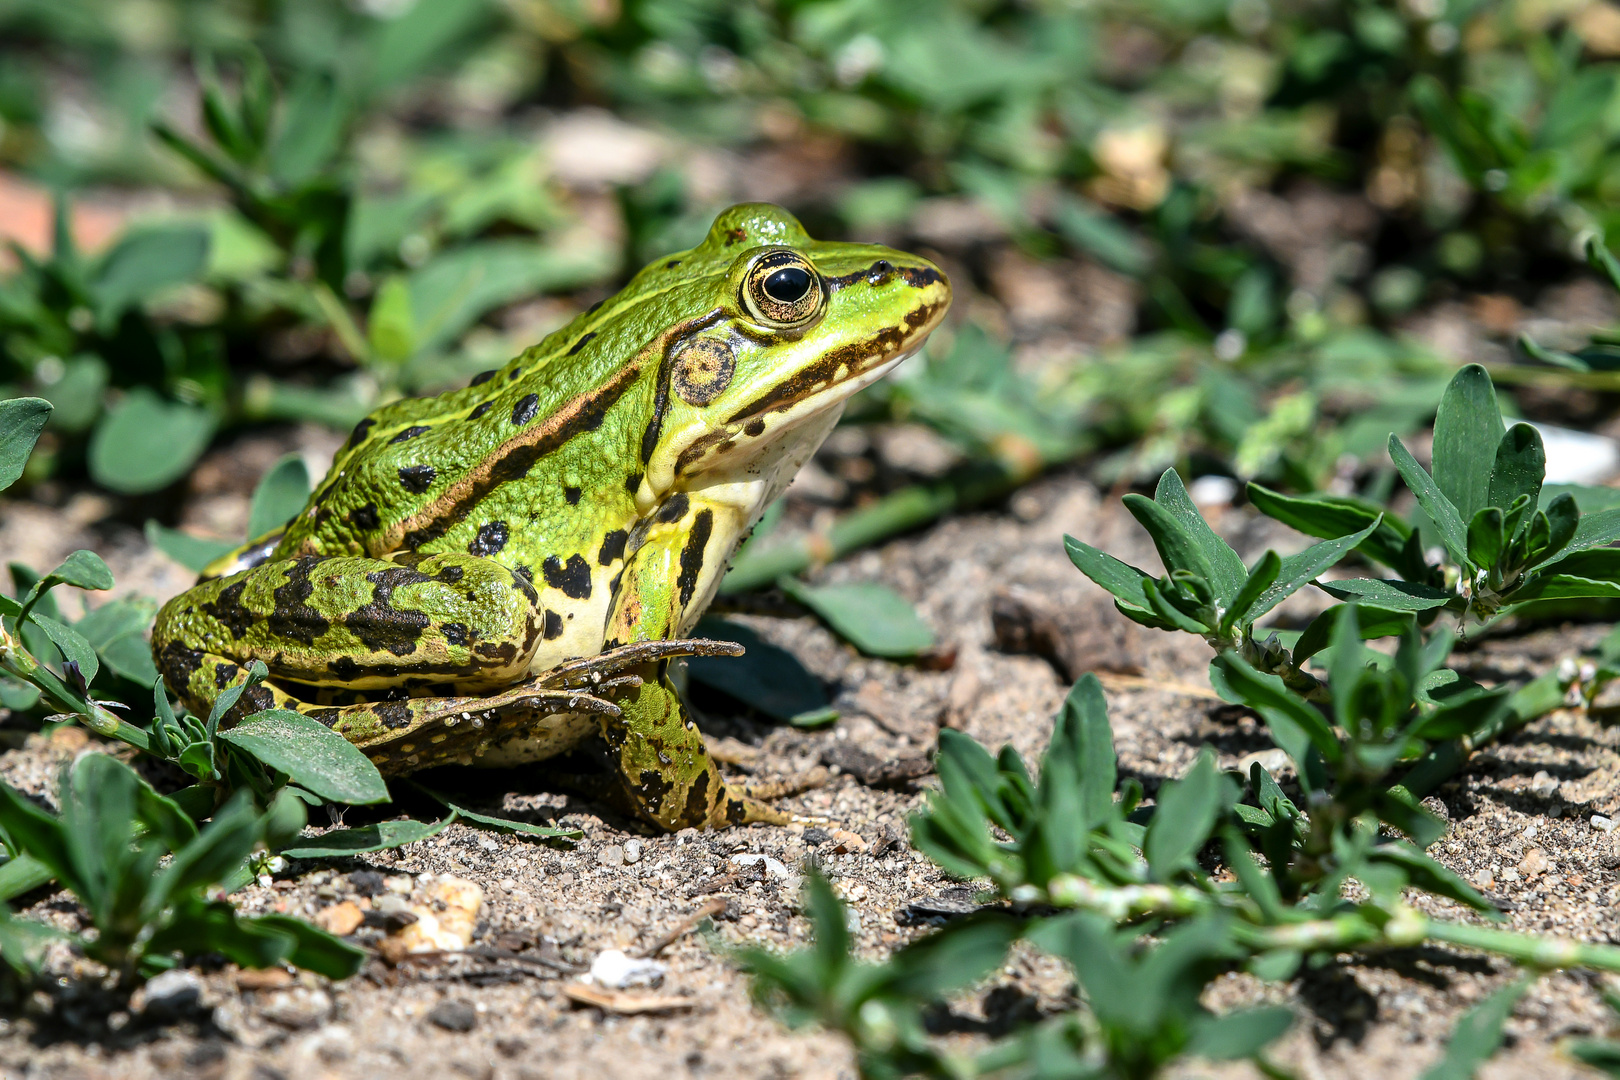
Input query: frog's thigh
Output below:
<box><xmin>159</xmin><ymin>644</ymin><xmax>570</xmax><ymax>776</ymax></box>
<box><xmin>598</xmin><ymin>517</ymin><xmax>787</xmax><ymax>831</ymax></box>
<box><xmin>151</xmin><ymin>552</ymin><xmax>545</xmax><ymax>701</ymax></box>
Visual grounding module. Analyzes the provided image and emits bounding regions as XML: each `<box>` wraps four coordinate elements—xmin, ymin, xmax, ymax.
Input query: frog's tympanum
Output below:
<box><xmin>152</xmin><ymin>204</ymin><xmax>950</xmax><ymax>831</ymax></box>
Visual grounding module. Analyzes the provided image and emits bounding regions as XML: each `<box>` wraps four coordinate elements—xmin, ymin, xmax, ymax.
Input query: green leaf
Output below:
<box><xmin>1246</xmin><ymin>483</ymin><xmax>1410</xmax><ymax>570</ymax></box>
<box><xmin>1056</xmin><ymin>674</ymin><xmax>1116</xmax><ymax>829</ymax></box>
<box><xmin>97</xmin><ymin>633</ymin><xmax>163</xmax><ymax>686</ymax></box>
<box><xmin>280</xmin><ymin>815</ymin><xmax>454</xmax><ymax>858</ymax></box>
<box><xmin>367</xmin><ymin>274</ymin><xmax>416</xmax><ymax>363</ymax></box>
<box><xmin>1209</xmin><ymin>654</ymin><xmax>1340</xmax><ymax>771</ymax></box>
<box><xmin>249</xmin><ymin>912</ymin><xmax>367</xmax><ymax>978</ymax></box>
<box><xmin>1432</xmin><ymin>364</ymin><xmax>1507</xmax><ymax>524</ymax></box>
<box><xmin>406</xmin><ymin>239</ymin><xmax>614</xmax><ymax>357</ymax></box>
<box><xmin>442</xmin><ymin>802</ymin><xmax>581</xmax><ymax>841</ymax></box>
<box><xmin>92</xmin><ymin>226</ymin><xmax>210</xmax><ymax>323</ymax></box>
<box><xmin>247</xmin><ymin>454</ymin><xmax>312</xmax><ymax>541</ymax></box>
<box><xmin>1063</xmin><ymin>536</ymin><xmax>1155</xmax><ymax>611</ymax></box>
<box><xmin>776</xmin><ymin>578</ymin><xmax>934</xmax><ymax>658</ymax></box>
<box><xmin>1294</xmin><ymin>604</ymin><xmax>1413</xmax><ymax>661</ymax></box>
<box><xmin>1144</xmin><ymin>748</ymin><xmax>1228</xmax><ymax>880</ymax></box>
<box><xmin>1467</xmin><ymin>507</ymin><xmax>1505</xmax><ymax>570</ymax></box>
<box><xmin>1505</xmin><ymin>574</ymin><xmax>1620</xmax><ymax>603</ymax></box>
<box><xmin>0</xmin><ymin>782</ymin><xmax>75</xmax><ymax>894</ymax></box>
<box><xmin>1317</xmin><ymin>577</ymin><xmax>1452</xmax><ymax>611</ymax></box>
<box><xmin>34</xmin><ymin>550</ymin><xmax>114</xmax><ymax>598</ymax></box>
<box><xmin>687</xmin><ymin>618</ymin><xmax>831</xmax><ymax>724</ymax></box>
<box><xmin>1152</xmin><ymin>470</ymin><xmax>1249</xmax><ymax>605</ymax></box>
<box><xmin>1418</xmin><ymin>976</ymin><xmax>1530</xmax><ymax>1080</ymax></box>
<box><xmin>1248</xmin><ymin>519</ymin><xmax>1382</xmax><ymax>626</ymax></box>
<box><xmin>1389</xmin><ymin>434</ymin><xmax>1470</xmax><ymax>568</ymax></box>
<box><xmin>145</xmin><ymin>522</ymin><xmax>237</xmax><ymax>573</ymax></box>
<box><xmin>1221</xmin><ymin>550</ymin><xmax>1280</xmax><ymax>635</ymax></box>
<box><xmin>88</xmin><ymin>389</ymin><xmax>216</xmax><ymax>495</ymax></box>
<box><xmin>1187</xmin><ymin>1005</ymin><xmax>1295</xmax><ymax>1061</ymax></box>
<box><xmin>30</xmin><ymin>615</ymin><xmax>98</xmax><ymax>685</ymax></box>
<box><xmin>1487</xmin><ymin>424</ymin><xmax>1544</xmax><ymax>515</ymax></box>
<box><xmin>0</xmin><ymin>398</ymin><xmax>52</xmax><ymax>491</ymax></box>
<box><xmin>217</xmin><ymin>710</ymin><xmax>390</xmax><ymax>806</ymax></box>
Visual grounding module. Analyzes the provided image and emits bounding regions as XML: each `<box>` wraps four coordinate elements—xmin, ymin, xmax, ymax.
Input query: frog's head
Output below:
<box><xmin>635</xmin><ymin>202</ymin><xmax>950</xmax><ymax>506</ymax></box>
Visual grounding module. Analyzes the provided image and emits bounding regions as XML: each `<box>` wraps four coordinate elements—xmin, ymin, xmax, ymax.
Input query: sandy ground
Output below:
<box><xmin>3</xmin><ymin>418</ymin><xmax>1620</xmax><ymax>1080</ymax></box>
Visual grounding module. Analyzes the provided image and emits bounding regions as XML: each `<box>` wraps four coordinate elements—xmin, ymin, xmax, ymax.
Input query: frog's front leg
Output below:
<box><xmin>597</xmin><ymin>496</ymin><xmax>795</xmax><ymax>831</ymax></box>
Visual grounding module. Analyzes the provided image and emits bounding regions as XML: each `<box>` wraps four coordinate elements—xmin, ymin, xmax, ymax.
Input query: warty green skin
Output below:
<box><xmin>151</xmin><ymin>203</ymin><xmax>951</xmax><ymax>832</ymax></box>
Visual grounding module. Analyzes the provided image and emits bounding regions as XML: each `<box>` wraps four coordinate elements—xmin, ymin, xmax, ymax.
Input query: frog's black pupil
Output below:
<box><xmin>763</xmin><ymin>267</ymin><xmax>812</xmax><ymax>303</ymax></box>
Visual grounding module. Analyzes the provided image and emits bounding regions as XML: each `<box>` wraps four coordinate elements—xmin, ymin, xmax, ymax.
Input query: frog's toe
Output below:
<box><xmin>737</xmin><ymin>766</ymin><xmax>829</xmax><ymax>801</ymax></box>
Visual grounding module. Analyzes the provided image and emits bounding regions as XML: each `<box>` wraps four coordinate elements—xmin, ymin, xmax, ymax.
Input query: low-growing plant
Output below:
<box><xmin>0</xmin><ymin>752</ymin><xmax>363</xmax><ymax>985</ymax></box>
<box><xmin>742</xmin><ymin>362</ymin><xmax>1620</xmax><ymax>1077</ymax></box>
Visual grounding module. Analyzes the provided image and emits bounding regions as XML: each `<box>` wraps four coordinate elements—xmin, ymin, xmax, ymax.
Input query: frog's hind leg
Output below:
<box><xmin>158</xmin><ymin>645</ymin><xmax>620</xmax><ymax>776</ymax></box>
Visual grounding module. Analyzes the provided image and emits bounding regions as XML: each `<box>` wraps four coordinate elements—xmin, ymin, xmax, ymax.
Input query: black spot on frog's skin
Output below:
<box><xmin>564</xmin><ymin>486</ymin><xmax>582</xmax><ymax>505</ymax></box>
<box><xmin>375</xmin><ymin>700</ymin><xmax>412</xmax><ymax>729</ymax></box>
<box><xmin>744</xmin><ymin>419</ymin><xmax>765</xmax><ymax>437</ymax></box>
<box><xmin>349</xmin><ymin>503</ymin><xmax>380</xmax><ymax>531</ymax></box>
<box><xmin>389</xmin><ymin>425</ymin><xmax>431</xmax><ymax>444</ymax></box>
<box><xmin>586</xmin><ymin>299</ymin><xmax>605</xmax><ymax>315</ymax></box>
<box><xmin>475</xmin><ymin>640</ymin><xmax>519</xmax><ymax>663</ymax></box>
<box><xmin>655</xmin><ymin>492</ymin><xmax>690</xmax><ymax>524</ymax></box>
<box><xmin>309</xmin><ymin>708</ymin><xmax>342</xmax><ymax>729</ymax></box>
<box><xmin>568</xmin><ymin>332</ymin><xmax>597</xmax><ymax>356</ymax></box>
<box><xmin>398</xmin><ymin>464</ymin><xmax>436</xmax><ymax>493</ymax></box>
<box><xmin>202</xmin><ymin>580</ymin><xmax>255</xmax><ymax>640</ymax></box>
<box><xmin>441</xmin><ymin>621</ymin><xmax>470</xmax><ymax>645</ymax></box>
<box><xmin>512</xmin><ymin>394</ymin><xmax>540</xmax><ymax>425</ymax></box>
<box><xmin>598</xmin><ymin>529</ymin><xmax>628</xmax><ymax>565</ymax></box>
<box><xmin>666</xmin><ymin>259</ymin><xmax>681</xmax><ymax>269</ymax></box>
<box><xmin>638</xmin><ymin>769</ymin><xmax>674</xmax><ymax>815</ymax></box>
<box><xmin>469</xmin><ymin>369</ymin><xmax>498</xmax><ymax>386</ymax></box>
<box><xmin>542</xmin><ymin>610</ymin><xmax>564</xmax><ymax>640</ymax></box>
<box><xmin>345</xmin><ymin>566</ymin><xmax>434</xmax><ymax>656</ymax></box>
<box><xmin>436</xmin><ymin>564</ymin><xmax>464</xmax><ymax>584</ymax></box>
<box><xmin>214</xmin><ymin>663</ymin><xmax>239</xmax><ymax>689</ymax></box>
<box><xmin>682</xmin><ymin>770</ymin><xmax>711</xmax><ymax>825</ymax></box>
<box><xmin>542</xmin><ymin>554</ymin><xmax>593</xmax><ymax>600</ymax></box>
<box><xmin>726</xmin><ymin>798</ymin><xmax>747</xmax><ymax>825</ymax></box>
<box><xmin>329</xmin><ymin>656</ymin><xmax>362</xmax><ymax>682</ymax></box>
<box><xmin>345</xmin><ymin>417</ymin><xmax>375</xmax><ymax>448</ymax></box>
<box><xmin>677</xmin><ymin>509</ymin><xmax>713</xmax><ymax>606</ymax></box>
<box><xmin>159</xmin><ymin>641</ymin><xmax>205</xmax><ymax>688</ymax></box>
<box><xmin>468</xmin><ymin>401</ymin><xmax>493</xmax><ymax>420</ymax></box>
<box><xmin>509</xmin><ymin>367</ymin><xmax>525</xmax><ymax>382</ymax></box>
<box><xmin>268</xmin><ymin>556</ymin><xmax>333</xmax><ymax>646</ymax></box>
<box><xmin>468</xmin><ymin>520</ymin><xmax>509</xmax><ymax>557</ymax></box>
<box><xmin>625</xmin><ymin>472</ymin><xmax>643</xmax><ymax>494</ymax></box>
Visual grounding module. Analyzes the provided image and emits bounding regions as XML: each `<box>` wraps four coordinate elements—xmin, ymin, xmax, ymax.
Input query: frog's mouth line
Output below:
<box><xmin>671</xmin><ymin>336</ymin><xmax>930</xmax><ymax>478</ymax></box>
<box><xmin>721</xmin><ymin>297</ymin><xmax>947</xmax><ymax>427</ymax></box>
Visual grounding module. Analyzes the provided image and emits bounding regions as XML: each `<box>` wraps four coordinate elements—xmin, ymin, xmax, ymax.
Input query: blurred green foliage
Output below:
<box><xmin>3</xmin><ymin>0</ymin><xmax>1620</xmax><ymax>498</ymax></box>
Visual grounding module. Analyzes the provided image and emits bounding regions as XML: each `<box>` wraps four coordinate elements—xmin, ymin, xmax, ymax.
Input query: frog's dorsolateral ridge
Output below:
<box><xmin>151</xmin><ymin>202</ymin><xmax>951</xmax><ymax>832</ymax></box>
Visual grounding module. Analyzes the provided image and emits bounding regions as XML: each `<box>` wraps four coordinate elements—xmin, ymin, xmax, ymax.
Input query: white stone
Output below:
<box><xmin>1592</xmin><ymin>815</ymin><xmax>1616</xmax><ymax>833</ymax></box>
<box><xmin>588</xmin><ymin>949</ymin><xmax>666</xmax><ymax>990</ymax></box>
<box><xmin>732</xmin><ymin>853</ymin><xmax>792</xmax><ymax>879</ymax></box>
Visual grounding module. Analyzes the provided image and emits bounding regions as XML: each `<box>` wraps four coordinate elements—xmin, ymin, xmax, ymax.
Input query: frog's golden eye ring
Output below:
<box><xmin>671</xmin><ymin>337</ymin><xmax>737</xmax><ymax>407</ymax></box>
<box><xmin>741</xmin><ymin>249</ymin><xmax>824</xmax><ymax>327</ymax></box>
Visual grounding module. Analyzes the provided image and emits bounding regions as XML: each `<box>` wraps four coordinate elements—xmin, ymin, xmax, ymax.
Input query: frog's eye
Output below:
<box><xmin>741</xmin><ymin>250</ymin><xmax>824</xmax><ymax>327</ymax></box>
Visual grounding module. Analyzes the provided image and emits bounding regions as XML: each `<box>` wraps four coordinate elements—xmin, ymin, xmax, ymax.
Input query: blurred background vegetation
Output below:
<box><xmin>4</xmin><ymin>0</ymin><xmax>1620</xmax><ymax>519</ymax></box>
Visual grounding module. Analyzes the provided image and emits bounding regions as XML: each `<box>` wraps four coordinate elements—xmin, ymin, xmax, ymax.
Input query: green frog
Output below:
<box><xmin>151</xmin><ymin>203</ymin><xmax>950</xmax><ymax>832</ymax></box>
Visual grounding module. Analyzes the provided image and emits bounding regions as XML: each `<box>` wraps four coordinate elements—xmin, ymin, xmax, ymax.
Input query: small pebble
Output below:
<box><xmin>1594</xmin><ymin>815</ymin><xmax>1617</xmax><ymax>833</ymax></box>
<box><xmin>376</xmin><ymin>894</ymin><xmax>410</xmax><ymax>915</ymax></box>
<box><xmin>348</xmin><ymin>870</ymin><xmax>385</xmax><ymax>896</ymax></box>
<box><xmin>589</xmin><ymin>949</ymin><xmax>665</xmax><ymax>989</ymax></box>
<box><xmin>426</xmin><ymin>999</ymin><xmax>478</xmax><ymax>1032</ymax></box>
<box><xmin>384</xmin><ymin>875</ymin><xmax>413</xmax><ymax>895</ymax></box>
<box><xmin>624</xmin><ymin>838</ymin><xmax>644</xmax><ymax>864</ymax></box>
<box><xmin>803</xmin><ymin>827</ymin><xmax>833</xmax><ymax>847</ymax></box>
<box><xmin>140</xmin><ymin>969</ymin><xmax>202</xmax><ymax>1019</ymax></box>
<box><xmin>597</xmin><ymin>844</ymin><xmax>626</xmax><ymax>868</ymax></box>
